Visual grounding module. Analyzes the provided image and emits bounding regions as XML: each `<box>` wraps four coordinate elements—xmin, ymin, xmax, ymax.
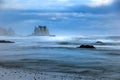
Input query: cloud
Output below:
<box><xmin>0</xmin><ymin>0</ymin><xmax>3</xmax><ymax>7</ymax></box>
<box><xmin>0</xmin><ymin>0</ymin><xmax>120</xmax><ymax>35</ymax></box>
<box><xmin>0</xmin><ymin>0</ymin><xmax>115</xmax><ymax>10</ymax></box>
<box><xmin>0</xmin><ymin>0</ymin><xmax>73</xmax><ymax>10</ymax></box>
<box><xmin>89</xmin><ymin>0</ymin><xmax>114</xmax><ymax>7</ymax></box>
<box><xmin>0</xmin><ymin>0</ymin><xmax>117</xmax><ymax>15</ymax></box>
<box><xmin>113</xmin><ymin>0</ymin><xmax>120</xmax><ymax>13</ymax></box>
<box><xmin>0</xmin><ymin>0</ymin><xmax>3</xmax><ymax>3</ymax></box>
<box><xmin>23</xmin><ymin>19</ymin><xmax>43</xmax><ymax>23</ymax></box>
<box><xmin>0</xmin><ymin>8</ymin><xmax>118</xmax><ymax>25</ymax></box>
<box><xmin>22</xmin><ymin>12</ymin><xmax>108</xmax><ymax>17</ymax></box>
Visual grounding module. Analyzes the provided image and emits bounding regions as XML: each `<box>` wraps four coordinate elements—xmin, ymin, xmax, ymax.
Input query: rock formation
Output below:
<box><xmin>95</xmin><ymin>41</ymin><xmax>104</xmax><ymax>45</ymax></box>
<box><xmin>7</xmin><ymin>28</ymin><xmax>15</xmax><ymax>36</ymax></box>
<box><xmin>0</xmin><ymin>27</ymin><xmax>7</xmax><ymax>36</ymax></box>
<box><xmin>0</xmin><ymin>27</ymin><xmax>15</xmax><ymax>36</ymax></box>
<box><xmin>32</xmin><ymin>26</ymin><xmax>50</xmax><ymax>36</ymax></box>
<box><xmin>0</xmin><ymin>40</ymin><xmax>14</xmax><ymax>43</ymax></box>
<box><xmin>77</xmin><ymin>45</ymin><xmax>95</xmax><ymax>49</ymax></box>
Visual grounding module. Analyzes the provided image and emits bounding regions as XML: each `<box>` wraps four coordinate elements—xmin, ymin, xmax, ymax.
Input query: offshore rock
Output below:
<box><xmin>7</xmin><ymin>28</ymin><xmax>16</xmax><ymax>36</ymax></box>
<box><xmin>31</xmin><ymin>25</ymin><xmax>50</xmax><ymax>36</ymax></box>
<box><xmin>96</xmin><ymin>41</ymin><xmax>104</xmax><ymax>45</ymax></box>
<box><xmin>0</xmin><ymin>27</ymin><xmax>7</xmax><ymax>36</ymax></box>
<box><xmin>77</xmin><ymin>45</ymin><xmax>95</xmax><ymax>49</ymax></box>
<box><xmin>0</xmin><ymin>40</ymin><xmax>14</xmax><ymax>43</ymax></box>
<box><xmin>0</xmin><ymin>27</ymin><xmax>15</xmax><ymax>36</ymax></box>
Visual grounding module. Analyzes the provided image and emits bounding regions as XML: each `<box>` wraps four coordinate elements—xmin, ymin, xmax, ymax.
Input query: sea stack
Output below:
<box><xmin>7</xmin><ymin>28</ymin><xmax>16</xmax><ymax>36</ymax></box>
<box><xmin>0</xmin><ymin>27</ymin><xmax>16</xmax><ymax>36</ymax></box>
<box><xmin>31</xmin><ymin>25</ymin><xmax>50</xmax><ymax>36</ymax></box>
<box><xmin>0</xmin><ymin>27</ymin><xmax>7</xmax><ymax>36</ymax></box>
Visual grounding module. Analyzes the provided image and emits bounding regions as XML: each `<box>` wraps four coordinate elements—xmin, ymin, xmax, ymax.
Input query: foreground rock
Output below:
<box><xmin>77</xmin><ymin>45</ymin><xmax>95</xmax><ymax>49</ymax></box>
<box><xmin>0</xmin><ymin>40</ymin><xmax>14</xmax><ymax>43</ymax></box>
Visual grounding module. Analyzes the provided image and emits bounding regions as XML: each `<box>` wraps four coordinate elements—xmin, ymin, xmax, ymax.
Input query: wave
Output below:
<box><xmin>1</xmin><ymin>36</ymin><xmax>120</xmax><ymax>50</ymax></box>
<box><xmin>1</xmin><ymin>35</ymin><xmax>120</xmax><ymax>42</ymax></box>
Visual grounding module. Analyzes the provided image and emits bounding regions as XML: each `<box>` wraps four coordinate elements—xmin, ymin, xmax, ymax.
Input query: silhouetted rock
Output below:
<box><xmin>0</xmin><ymin>40</ymin><xmax>14</xmax><ymax>43</ymax></box>
<box><xmin>77</xmin><ymin>45</ymin><xmax>95</xmax><ymax>49</ymax></box>
<box><xmin>31</xmin><ymin>26</ymin><xmax>50</xmax><ymax>36</ymax></box>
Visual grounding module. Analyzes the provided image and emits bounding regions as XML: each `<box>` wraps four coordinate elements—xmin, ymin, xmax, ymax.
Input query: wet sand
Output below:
<box><xmin>0</xmin><ymin>66</ymin><xmax>120</xmax><ymax>80</ymax></box>
<box><xmin>0</xmin><ymin>66</ymin><xmax>83</xmax><ymax>80</ymax></box>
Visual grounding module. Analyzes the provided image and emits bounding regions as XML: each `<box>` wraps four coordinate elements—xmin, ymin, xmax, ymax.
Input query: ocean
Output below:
<box><xmin>0</xmin><ymin>36</ymin><xmax>120</xmax><ymax>79</ymax></box>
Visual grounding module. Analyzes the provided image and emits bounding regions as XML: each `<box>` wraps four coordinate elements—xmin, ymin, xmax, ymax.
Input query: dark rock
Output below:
<box><xmin>0</xmin><ymin>40</ymin><xmax>14</xmax><ymax>43</ymax></box>
<box><xmin>96</xmin><ymin>41</ymin><xmax>104</xmax><ymax>45</ymax></box>
<box><xmin>29</xmin><ymin>25</ymin><xmax>55</xmax><ymax>36</ymax></box>
<box><xmin>77</xmin><ymin>45</ymin><xmax>95</xmax><ymax>49</ymax></box>
<box><xmin>96</xmin><ymin>41</ymin><xmax>103</xmax><ymax>44</ymax></box>
<box><xmin>58</xmin><ymin>42</ymin><xmax>70</xmax><ymax>45</ymax></box>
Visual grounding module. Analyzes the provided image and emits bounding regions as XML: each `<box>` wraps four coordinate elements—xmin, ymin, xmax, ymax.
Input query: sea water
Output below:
<box><xmin>0</xmin><ymin>36</ymin><xmax>120</xmax><ymax>79</ymax></box>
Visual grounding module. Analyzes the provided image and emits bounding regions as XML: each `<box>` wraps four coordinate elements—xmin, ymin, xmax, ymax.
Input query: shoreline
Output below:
<box><xmin>0</xmin><ymin>36</ymin><xmax>120</xmax><ymax>80</ymax></box>
<box><xmin>0</xmin><ymin>66</ymin><xmax>83</xmax><ymax>80</ymax></box>
<box><xmin>0</xmin><ymin>66</ymin><xmax>118</xmax><ymax>80</ymax></box>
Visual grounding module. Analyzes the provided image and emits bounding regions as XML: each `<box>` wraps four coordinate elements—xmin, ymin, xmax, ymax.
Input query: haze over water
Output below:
<box><xmin>0</xmin><ymin>0</ymin><xmax>120</xmax><ymax>80</ymax></box>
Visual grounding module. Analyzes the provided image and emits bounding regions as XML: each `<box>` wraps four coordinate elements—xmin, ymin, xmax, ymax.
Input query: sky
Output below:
<box><xmin>0</xmin><ymin>0</ymin><xmax>120</xmax><ymax>36</ymax></box>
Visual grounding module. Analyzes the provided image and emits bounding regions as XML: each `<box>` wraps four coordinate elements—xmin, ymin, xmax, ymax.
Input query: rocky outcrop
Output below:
<box><xmin>0</xmin><ymin>27</ymin><xmax>7</xmax><ymax>36</ymax></box>
<box><xmin>77</xmin><ymin>45</ymin><xmax>95</xmax><ymax>49</ymax></box>
<box><xmin>7</xmin><ymin>28</ymin><xmax>15</xmax><ymax>36</ymax></box>
<box><xmin>0</xmin><ymin>27</ymin><xmax>15</xmax><ymax>36</ymax></box>
<box><xmin>31</xmin><ymin>26</ymin><xmax>50</xmax><ymax>36</ymax></box>
<box><xmin>95</xmin><ymin>41</ymin><xmax>104</xmax><ymax>45</ymax></box>
<box><xmin>0</xmin><ymin>40</ymin><xmax>14</xmax><ymax>43</ymax></box>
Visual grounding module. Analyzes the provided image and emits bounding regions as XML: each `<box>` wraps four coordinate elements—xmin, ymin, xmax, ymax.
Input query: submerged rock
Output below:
<box><xmin>95</xmin><ymin>41</ymin><xmax>104</xmax><ymax>45</ymax></box>
<box><xmin>77</xmin><ymin>45</ymin><xmax>95</xmax><ymax>49</ymax></box>
<box><xmin>58</xmin><ymin>42</ymin><xmax>70</xmax><ymax>45</ymax></box>
<box><xmin>0</xmin><ymin>40</ymin><xmax>14</xmax><ymax>43</ymax></box>
<box><xmin>96</xmin><ymin>41</ymin><xmax>103</xmax><ymax>44</ymax></box>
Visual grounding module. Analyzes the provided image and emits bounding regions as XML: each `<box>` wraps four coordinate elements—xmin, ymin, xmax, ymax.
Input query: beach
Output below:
<box><xmin>0</xmin><ymin>66</ymin><xmax>119</xmax><ymax>80</ymax></box>
<box><xmin>0</xmin><ymin>66</ymin><xmax>83</xmax><ymax>80</ymax></box>
<box><xmin>0</xmin><ymin>36</ymin><xmax>120</xmax><ymax>80</ymax></box>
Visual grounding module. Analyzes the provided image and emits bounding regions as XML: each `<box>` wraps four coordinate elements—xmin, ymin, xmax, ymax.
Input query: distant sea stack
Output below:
<box><xmin>31</xmin><ymin>25</ymin><xmax>54</xmax><ymax>36</ymax></box>
<box><xmin>0</xmin><ymin>27</ymin><xmax>16</xmax><ymax>36</ymax></box>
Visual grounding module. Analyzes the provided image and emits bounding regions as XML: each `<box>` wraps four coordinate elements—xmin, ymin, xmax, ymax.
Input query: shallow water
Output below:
<box><xmin>0</xmin><ymin>36</ymin><xmax>120</xmax><ymax>79</ymax></box>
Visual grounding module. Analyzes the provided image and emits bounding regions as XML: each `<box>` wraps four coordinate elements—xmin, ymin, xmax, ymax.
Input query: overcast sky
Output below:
<box><xmin>0</xmin><ymin>0</ymin><xmax>120</xmax><ymax>36</ymax></box>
